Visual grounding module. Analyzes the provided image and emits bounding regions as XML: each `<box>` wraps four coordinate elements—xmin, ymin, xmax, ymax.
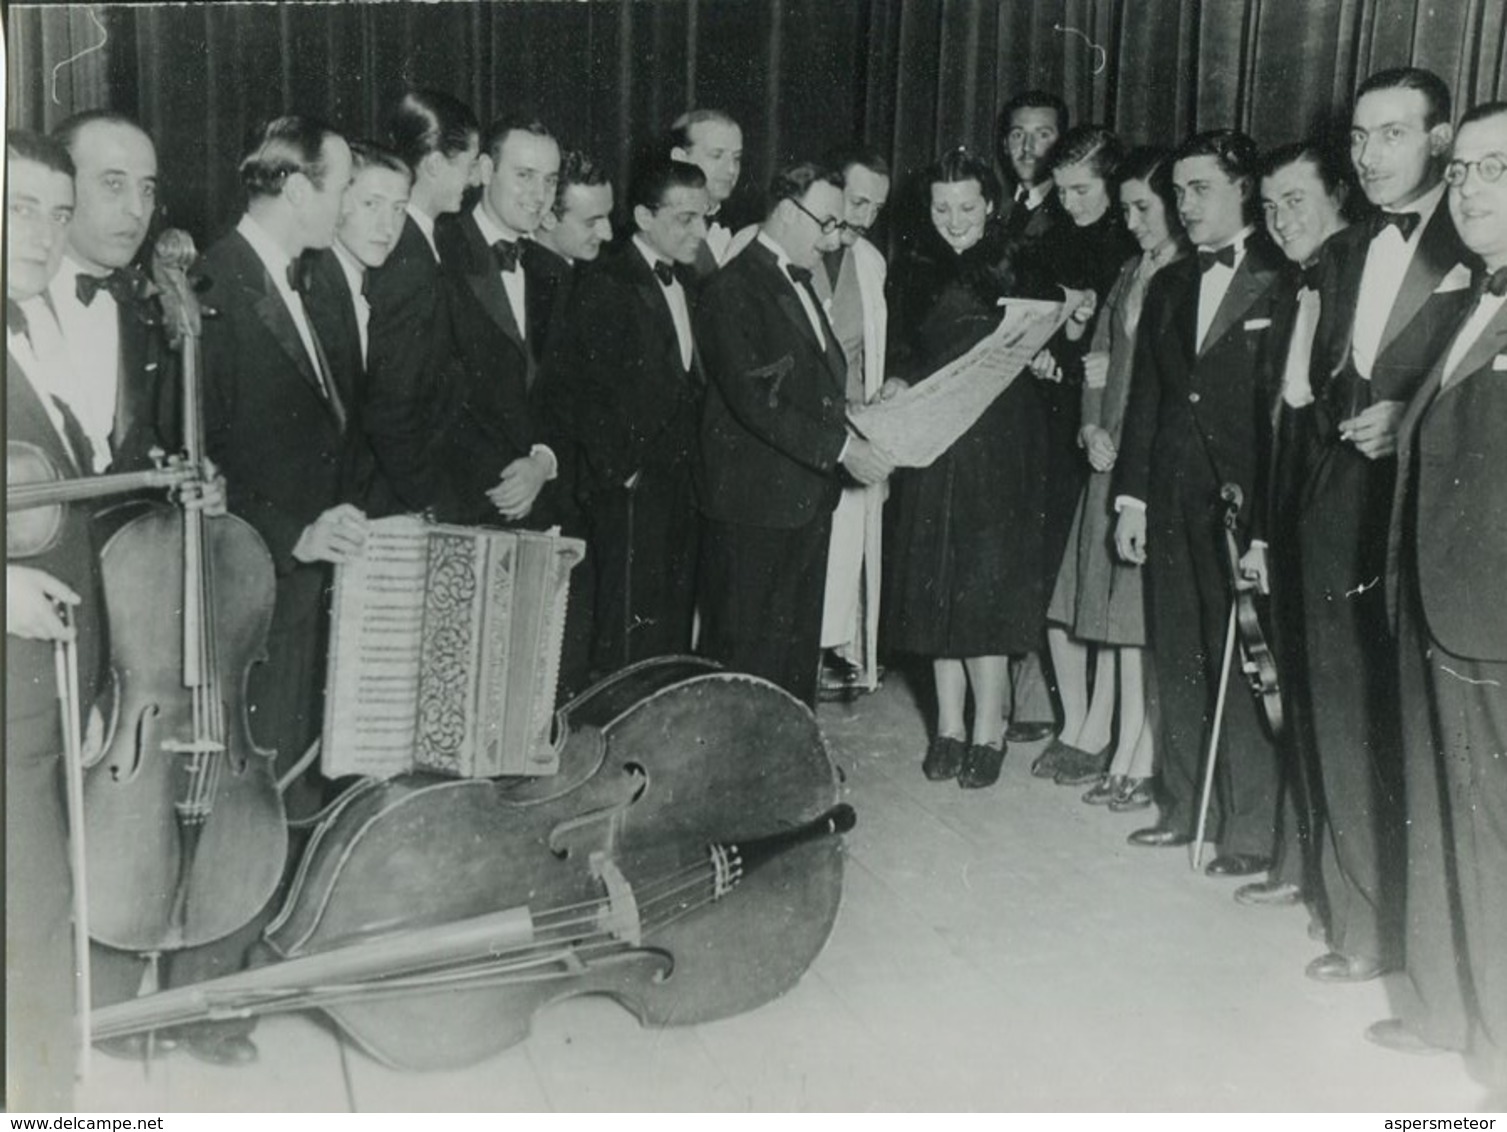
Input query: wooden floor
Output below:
<box><xmin>78</xmin><ymin>672</ymin><xmax>1490</xmax><ymax>1112</ymax></box>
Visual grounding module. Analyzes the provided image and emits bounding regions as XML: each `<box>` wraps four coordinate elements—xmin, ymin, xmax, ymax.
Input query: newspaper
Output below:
<box><xmin>849</xmin><ymin>292</ymin><xmax>1080</xmax><ymax>467</ymax></box>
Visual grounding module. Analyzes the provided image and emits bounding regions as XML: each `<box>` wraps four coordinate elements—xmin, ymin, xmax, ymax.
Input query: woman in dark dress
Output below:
<box><xmin>1020</xmin><ymin>126</ymin><xmax>1140</xmax><ymax>782</ymax></box>
<box><xmin>884</xmin><ymin>149</ymin><xmax>1051</xmax><ymax>789</ymax></box>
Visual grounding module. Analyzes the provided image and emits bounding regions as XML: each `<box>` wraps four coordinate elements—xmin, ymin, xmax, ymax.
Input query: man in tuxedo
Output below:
<box><xmin>995</xmin><ymin>91</ymin><xmax>1068</xmax><ymax>740</ymax></box>
<box><xmin>5</xmin><ymin>129</ymin><xmax>97</xmax><ymax>1112</ymax></box>
<box><xmin>1234</xmin><ymin>141</ymin><xmax>1352</xmax><ymax>917</ymax></box>
<box><xmin>670</xmin><ymin>108</ymin><xmax>743</xmax><ymax>275</ymax></box>
<box><xmin>1369</xmin><ymin>101</ymin><xmax>1507</xmax><ymax>1093</ymax></box>
<box><xmin>696</xmin><ymin>160</ymin><xmax>894</xmax><ymax>707</ymax></box>
<box><xmin>996</xmin><ymin>90</ymin><xmax>1068</xmax><ymax>245</ymax></box>
<box><xmin>1113</xmin><ymin>130</ymin><xmax>1285</xmax><ymax>875</ymax></box>
<box><xmin>814</xmin><ymin>148</ymin><xmax>891</xmax><ymax>698</ymax></box>
<box><xmin>1277</xmin><ymin>68</ymin><xmax>1472</xmax><ymax>984</ymax></box>
<box><xmin>527</xmin><ymin>149</ymin><xmax>612</xmax><ymax>365</ymax></box>
<box><xmin>302</xmin><ymin>140</ymin><xmax>413</xmax><ymax>518</ymax></box>
<box><xmin>428</xmin><ymin>116</ymin><xmax>562</xmax><ymax>528</ymax></box>
<box><xmin>549</xmin><ymin>156</ymin><xmax>709</xmax><ymax>673</ymax></box>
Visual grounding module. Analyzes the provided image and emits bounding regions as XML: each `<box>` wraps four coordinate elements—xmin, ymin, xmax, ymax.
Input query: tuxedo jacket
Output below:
<box><xmin>1000</xmin><ymin>186</ymin><xmax>1065</xmax><ymax>245</ymax></box>
<box><xmin>696</xmin><ymin>238</ymin><xmax>850</xmax><ymax>529</ymax></box>
<box><xmin>546</xmin><ymin>244</ymin><xmax>705</xmax><ymax>498</ymax></box>
<box><xmin>364</xmin><ymin>214</ymin><xmax>447</xmax><ymax>512</ymax></box>
<box><xmin>1115</xmin><ymin>232</ymin><xmax>1287</xmax><ymax>530</ymax></box>
<box><xmin>110</xmin><ymin>288</ymin><xmax>180</xmax><ymax>473</ymax></box>
<box><xmin>431</xmin><ymin>211</ymin><xmax>550</xmax><ymax>526</ymax></box>
<box><xmin>5</xmin><ymin>357</ymin><xmax>104</xmax><ymax>752</ymax></box>
<box><xmin>301</xmin><ymin>248</ymin><xmax>397</xmax><ymax>516</ymax></box>
<box><xmin>199</xmin><ymin>229</ymin><xmax>347</xmax><ymax>598</ymax></box>
<box><xmin>524</xmin><ymin>242</ymin><xmax>576</xmax><ymax>369</ymax></box>
<box><xmin>1387</xmin><ymin>295</ymin><xmax>1507</xmax><ymax>661</ymax></box>
<box><xmin>1310</xmin><ymin>206</ymin><xmax>1472</xmax><ymax>431</ymax></box>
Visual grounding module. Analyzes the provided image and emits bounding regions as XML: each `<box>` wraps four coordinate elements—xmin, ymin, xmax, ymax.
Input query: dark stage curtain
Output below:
<box><xmin>7</xmin><ymin>0</ymin><xmax>1505</xmax><ymax>251</ymax></box>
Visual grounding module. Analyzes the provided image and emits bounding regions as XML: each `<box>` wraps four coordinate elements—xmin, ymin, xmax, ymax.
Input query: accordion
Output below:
<box><xmin>321</xmin><ymin>515</ymin><xmax>584</xmax><ymax>779</ymax></box>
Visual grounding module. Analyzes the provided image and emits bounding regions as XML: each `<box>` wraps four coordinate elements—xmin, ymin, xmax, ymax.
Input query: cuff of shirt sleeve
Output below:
<box><xmin>530</xmin><ymin>444</ymin><xmax>559</xmax><ymax>481</ymax></box>
<box><xmin>1114</xmin><ymin>495</ymin><xmax>1146</xmax><ymax>514</ymax></box>
<box><xmin>837</xmin><ymin>435</ymin><xmax>851</xmax><ymax>466</ymax></box>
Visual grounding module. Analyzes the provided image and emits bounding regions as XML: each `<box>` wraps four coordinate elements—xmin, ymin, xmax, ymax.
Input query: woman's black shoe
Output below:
<box><xmin>922</xmin><ymin>735</ymin><xmax>967</xmax><ymax>781</ymax></box>
<box><xmin>958</xmin><ymin>742</ymin><xmax>1006</xmax><ymax>789</ymax></box>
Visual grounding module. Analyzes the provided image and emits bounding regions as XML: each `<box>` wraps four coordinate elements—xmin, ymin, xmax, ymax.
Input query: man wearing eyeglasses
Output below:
<box><xmin>1369</xmin><ymin>102</ymin><xmax>1507</xmax><ymax>1092</ymax></box>
<box><xmin>813</xmin><ymin>149</ymin><xmax>893</xmax><ymax>700</ymax></box>
<box><xmin>1294</xmin><ymin>67</ymin><xmax>1472</xmax><ymax>988</ymax></box>
<box><xmin>696</xmin><ymin>160</ymin><xmax>894</xmax><ymax>708</ymax></box>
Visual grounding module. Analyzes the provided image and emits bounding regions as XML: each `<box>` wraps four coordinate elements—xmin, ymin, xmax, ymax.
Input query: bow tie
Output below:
<box><xmin>786</xmin><ymin>264</ymin><xmax>815</xmax><ymax>288</ymax></box>
<box><xmin>1197</xmin><ymin>244</ymin><xmax>1238</xmax><ymax>273</ymax></box>
<box><xmin>1370</xmin><ymin>210</ymin><xmax>1421</xmax><ymax>242</ymax></box>
<box><xmin>653</xmin><ymin>259</ymin><xmax>692</xmax><ymax>289</ymax></box>
<box><xmin>286</xmin><ymin>256</ymin><xmax>314</xmax><ymax>295</ymax></box>
<box><xmin>76</xmin><ymin>268</ymin><xmax>140</xmax><ymax>308</ymax></box>
<box><xmin>491</xmin><ymin>239</ymin><xmax>523</xmax><ymax>273</ymax></box>
<box><xmin>1298</xmin><ymin>263</ymin><xmax>1321</xmax><ymax>292</ymax></box>
<box><xmin>1478</xmin><ymin>265</ymin><xmax>1507</xmax><ymax>298</ymax></box>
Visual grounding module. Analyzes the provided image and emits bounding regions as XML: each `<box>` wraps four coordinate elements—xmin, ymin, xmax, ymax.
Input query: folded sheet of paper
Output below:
<box><xmin>849</xmin><ymin>292</ymin><xmax>1080</xmax><ymax>467</ymax></box>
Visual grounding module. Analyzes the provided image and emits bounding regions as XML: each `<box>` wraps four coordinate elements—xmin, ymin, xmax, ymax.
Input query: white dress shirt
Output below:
<box><xmin>406</xmin><ymin>203</ymin><xmax>440</xmax><ymax>261</ymax></box>
<box><xmin>757</xmin><ymin>231</ymin><xmax>827</xmax><ymax>349</ymax></box>
<box><xmin>1014</xmin><ymin>180</ymin><xmax>1052</xmax><ymax>211</ymax></box>
<box><xmin>47</xmin><ymin>252</ymin><xmax>121</xmax><ymax>470</ymax></box>
<box><xmin>1281</xmin><ymin>283</ymin><xmax>1321</xmax><ymax>409</ymax></box>
<box><xmin>634</xmin><ymin>236</ymin><xmax>694</xmax><ymax>369</ymax></box>
<box><xmin>1195</xmin><ymin>226</ymin><xmax>1253</xmax><ymax>353</ymax></box>
<box><xmin>1441</xmin><ymin>290</ymin><xmax>1507</xmax><ymax>389</ymax></box>
<box><xmin>705</xmin><ymin>217</ymin><xmax>733</xmax><ymax>267</ymax></box>
<box><xmin>236</xmin><ymin>214</ymin><xmax>326</xmax><ymax>386</ymax></box>
<box><xmin>1350</xmin><ymin>181</ymin><xmax>1446</xmax><ymax>380</ymax></box>
<box><xmin>472</xmin><ymin>203</ymin><xmax>527</xmax><ymax>339</ymax></box>
<box><xmin>332</xmin><ymin>241</ymin><xmax>370</xmax><ymax>367</ymax></box>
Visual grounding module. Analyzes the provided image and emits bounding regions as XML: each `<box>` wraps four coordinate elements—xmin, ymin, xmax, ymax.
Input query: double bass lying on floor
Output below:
<box><xmin>91</xmin><ymin>658</ymin><xmax>856</xmax><ymax>1069</ymax></box>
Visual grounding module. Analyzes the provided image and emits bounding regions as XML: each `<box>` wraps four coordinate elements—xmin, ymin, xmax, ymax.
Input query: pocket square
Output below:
<box><xmin>1435</xmin><ymin>263</ymin><xmax>1473</xmax><ymax>293</ymax></box>
<box><xmin>1494</xmin><ymin>354</ymin><xmax>1507</xmax><ymax>372</ymax></box>
<box><xmin>1243</xmin><ymin>317</ymin><xmax>1272</xmax><ymax>331</ymax></box>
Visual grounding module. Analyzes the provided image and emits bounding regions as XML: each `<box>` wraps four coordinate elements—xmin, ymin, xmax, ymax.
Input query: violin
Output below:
<box><xmin>89</xmin><ymin>658</ymin><xmax>854</xmax><ymax>1069</ymax></box>
<box><xmin>83</xmin><ymin>230</ymin><xmax>285</xmax><ymax>953</ymax></box>
<box><xmin>1217</xmin><ymin>483</ymin><xmax>1284</xmax><ymax>738</ymax></box>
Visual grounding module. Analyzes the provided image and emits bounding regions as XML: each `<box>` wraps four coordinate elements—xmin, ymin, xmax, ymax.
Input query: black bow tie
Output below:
<box><xmin>1479</xmin><ymin>265</ymin><xmax>1507</xmax><ymax>298</ymax></box>
<box><xmin>652</xmin><ymin>260</ymin><xmax>677</xmax><ymax>287</ymax></box>
<box><xmin>1197</xmin><ymin>244</ymin><xmax>1238</xmax><ymax>273</ymax></box>
<box><xmin>786</xmin><ymin>264</ymin><xmax>815</xmax><ymax>288</ymax></box>
<box><xmin>492</xmin><ymin>239</ymin><xmax>523</xmax><ymax>273</ymax></box>
<box><xmin>1299</xmin><ymin>263</ymin><xmax>1321</xmax><ymax>292</ymax></box>
<box><xmin>1370</xmin><ymin>210</ymin><xmax>1421</xmax><ymax>242</ymax></box>
<box><xmin>286</xmin><ymin>256</ymin><xmax>313</xmax><ymax>295</ymax></box>
<box><xmin>7</xmin><ymin>298</ymin><xmax>30</xmax><ymax>341</ymax></box>
<box><xmin>76</xmin><ymin>268</ymin><xmax>141</xmax><ymax>308</ymax></box>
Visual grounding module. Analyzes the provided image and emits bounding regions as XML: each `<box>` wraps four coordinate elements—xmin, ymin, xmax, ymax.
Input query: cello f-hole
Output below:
<box><xmin>110</xmin><ymin>704</ymin><xmax>161</xmax><ymax>782</ymax></box>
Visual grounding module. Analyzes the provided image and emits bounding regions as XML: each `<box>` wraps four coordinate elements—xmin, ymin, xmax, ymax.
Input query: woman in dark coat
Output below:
<box><xmin>884</xmin><ymin>148</ymin><xmax>1052</xmax><ymax>789</ymax></box>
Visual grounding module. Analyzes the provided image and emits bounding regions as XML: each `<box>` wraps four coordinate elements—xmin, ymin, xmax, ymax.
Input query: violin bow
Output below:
<box><xmin>53</xmin><ymin>605</ymin><xmax>93</xmax><ymax>1078</ymax></box>
<box><xmin>1192</xmin><ymin>601</ymin><xmax>1240</xmax><ymax>872</ymax></box>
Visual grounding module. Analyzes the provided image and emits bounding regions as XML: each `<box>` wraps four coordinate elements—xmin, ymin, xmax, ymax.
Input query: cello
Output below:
<box><xmin>90</xmin><ymin>658</ymin><xmax>854</xmax><ymax>1069</ymax></box>
<box><xmin>83</xmin><ymin>230</ymin><xmax>286</xmax><ymax>953</ymax></box>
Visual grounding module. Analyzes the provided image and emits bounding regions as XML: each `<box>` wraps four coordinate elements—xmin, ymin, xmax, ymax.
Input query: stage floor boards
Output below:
<box><xmin>78</xmin><ymin>670</ymin><xmax>1488</xmax><ymax>1111</ymax></box>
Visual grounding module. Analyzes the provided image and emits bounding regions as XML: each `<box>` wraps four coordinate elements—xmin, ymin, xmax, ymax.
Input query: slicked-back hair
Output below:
<box><xmin>8</xmin><ymin>129</ymin><xmax>75</xmax><ymax>178</ymax></box>
<box><xmin>482</xmin><ymin>115</ymin><xmax>554</xmax><ymax>163</ymax></box>
<box><xmin>927</xmin><ymin>146</ymin><xmax>1002</xmax><ymax>211</ymax></box>
<box><xmin>1047</xmin><ymin>124</ymin><xmax>1125</xmax><ymax>184</ymax></box>
<box><xmin>1174</xmin><ymin>129</ymin><xmax>1261</xmax><ymax>218</ymax></box>
<box><xmin>240</xmin><ymin>116</ymin><xmax>342</xmax><ymax>198</ymax></box>
<box><xmin>349</xmin><ymin>139</ymin><xmax>413</xmax><ymax>184</ymax></box>
<box><xmin>1259</xmin><ymin>139</ymin><xmax>1355</xmax><ymax>204</ymax></box>
<box><xmin>766</xmin><ymin>159</ymin><xmax>843</xmax><ymax>218</ymax></box>
<box><xmin>630</xmin><ymin>155</ymin><xmax>706</xmax><ymax>214</ymax></box>
<box><xmin>995</xmin><ymin>89</ymin><xmax>1069</xmax><ymax>165</ymax></box>
<box><xmin>1356</xmin><ymin>67</ymin><xmax>1452</xmax><ymax>130</ymax></box>
<box><xmin>668</xmin><ymin>108</ymin><xmax>740</xmax><ymax>153</ymax></box>
<box><xmin>51</xmin><ymin>108</ymin><xmax>150</xmax><ymax>156</ymax></box>
<box><xmin>827</xmin><ymin>146</ymin><xmax>891</xmax><ymax>181</ymax></box>
<box><xmin>387</xmin><ymin>90</ymin><xmax>479</xmax><ymax>173</ymax></box>
<box><xmin>551</xmin><ymin>150</ymin><xmax>611</xmax><ymax>218</ymax></box>
<box><xmin>1457</xmin><ymin>100</ymin><xmax>1507</xmax><ymax>131</ymax></box>
<box><xmin>1119</xmin><ymin>146</ymin><xmax>1179</xmax><ymax>225</ymax></box>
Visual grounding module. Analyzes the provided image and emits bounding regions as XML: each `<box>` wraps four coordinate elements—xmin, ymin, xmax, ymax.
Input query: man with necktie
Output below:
<box><xmin>670</xmin><ymin>108</ymin><xmax>744</xmax><ymax>276</ymax></box>
<box><xmin>1285</xmin><ymin>68</ymin><xmax>1472</xmax><ymax>983</ymax></box>
<box><xmin>1368</xmin><ymin>101</ymin><xmax>1507</xmax><ymax>1095</ymax></box>
<box><xmin>546</xmin><ymin>156</ymin><xmax>709</xmax><ymax>674</ymax></box>
<box><xmin>1114</xmin><ymin>130</ymin><xmax>1285</xmax><ymax>874</ymax></box>
<box><xmin>696</xmin><ymin>160</ymin><xmax>894</xmax><ymax>708</ymax></box>
<box><xmin>429</xmin><ymin>116</ymin><xmax>562</xmax><ymax>528</ymax></box>
<box><xmin>301</xmin><ymin>140</ymin><xmax>412</xmax><ymax>518</ymax></box>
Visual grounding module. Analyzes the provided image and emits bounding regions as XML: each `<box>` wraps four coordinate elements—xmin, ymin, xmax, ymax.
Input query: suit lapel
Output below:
<box><xmin>459</xmin><ymin>213</ymin><xmax>526</xmax><ymax>350</ymax></box>
<box><xmin>8</xmin><ymin>346</ymin><xmax>86</xmax><ymax>476</ymax></box>
<box><xmin>1378</xmin><ymin>207</ymin><xmax>1463</xmax><ymax>358</ymax></box>
<box><xmin>231</xmin><ymin>234</ymin><xmax>323</xmax><ymax>401</ymax></box>
<box><xmin>1439</xmin><ymin>302</ymin><xmax>1507</xmax><ymax>394</ymax></box>
<box><xmin>748</xmin><ymin>243</ymin><xmax>846</xmax><ymax>394</ymax></box>
<box><xmin>1199</xmin><ymin>242</ymin><xmax>1278</xmax><ymax>358</ymax></box>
